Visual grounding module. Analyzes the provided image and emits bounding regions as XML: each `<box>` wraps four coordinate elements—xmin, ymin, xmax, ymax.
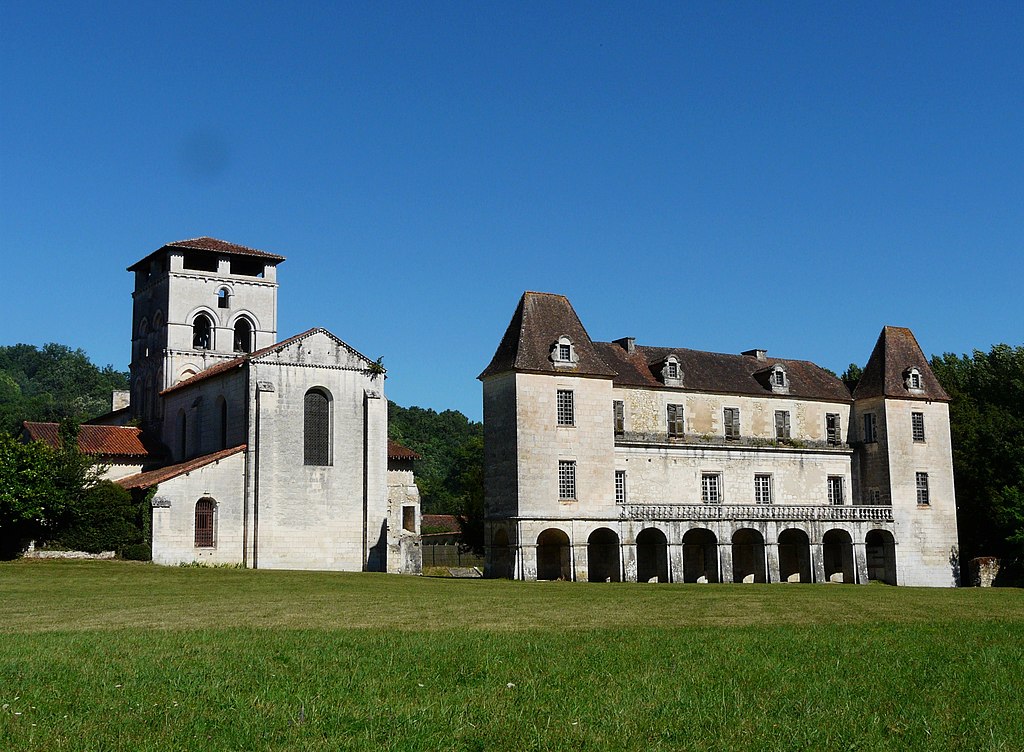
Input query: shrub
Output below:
<box><xmin>120</xmin><ymin>543</ymin><xmax>151</xmax><ymax>561</ymax></box>
<box><xmin>55</xmin><ymin>481</ymin><xmax>143</xmax><ymax>553</ymax></box>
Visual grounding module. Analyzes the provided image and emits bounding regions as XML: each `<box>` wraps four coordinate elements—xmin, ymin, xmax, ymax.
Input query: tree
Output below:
<box><xmin>841</xmin><ymin>363</ymin><xmax>863</xmax><ymax>393</ymax></box>
<box><xmin>451</xmin><ymin>436</ymin><xmax>485</xmax><ymax>556</ymax></box>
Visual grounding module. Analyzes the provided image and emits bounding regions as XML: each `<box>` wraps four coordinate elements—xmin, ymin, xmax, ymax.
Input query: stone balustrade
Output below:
<box><xmin>615</xmin><ymin>431</ymin><xmax>849</xmax><ymax>452</ymax></box>
<box><xmin>619</xmin><ymin>503</ymin><xmax>894</xmax><ymax>523</ymax></box>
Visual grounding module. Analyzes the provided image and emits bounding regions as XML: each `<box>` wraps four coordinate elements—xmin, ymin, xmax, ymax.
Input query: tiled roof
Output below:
<box><xmin>421</xmin><ymin>514</ymin><xmax>460</xmax><ymax>533</ymax></box>
<box><xmin>127</xmin><ymin>236</ymin><xmax>285</xmax><ymax>271</ymax></box>
<box><xmin>116</xmin><ymin>445</ymin><xmax>246</xmax><ymax>490</ymax></box>
<box><xmin>479</xmin><ymin>292</ymin><xmax>617</xmax><ymax>379</ymax></box>
<box><xmin>853</xmin><ymin>327</ymin><xmax>950</xmax><ymax>401</ymax></box>
<box><xmin>22</xmin><ymin>422</ymin><xmax>157</xmax><ymax>459</ymax></box>
<box><xmin>388</xmin><ymin>439</ymin><xmax>420</xmax><ymax>460</ymax></box>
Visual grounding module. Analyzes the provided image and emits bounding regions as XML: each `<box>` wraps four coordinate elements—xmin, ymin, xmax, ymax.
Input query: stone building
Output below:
<box><xmin>479</xmin><ymin>292</ymin><xmax>958</xmax><ymax>587</ymax></box>
<box><xmin>86</xmin><ymin>236</ymin><xmax>420</xmax><ymax>572</ymax></box>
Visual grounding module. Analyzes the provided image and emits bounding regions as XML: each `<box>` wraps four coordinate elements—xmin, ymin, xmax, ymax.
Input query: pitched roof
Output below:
<box><xmin>478</xmin><ymin>292</ymin><xmax>617</xmax><ymax>379</ymax></box>
<box><xmin>421</xmin><ymin>514</ymin><xmax>460</xmax><ymax>533</ymax></box>
<box><xmin>387</xmin><ymin>439</ymin><xmax>420</xmax><ymax>460</ymax></box>
<box><xmin>116</xmin><ymin>445</ymin><xmax>246</xmax><ymax>490</ymax></box>
<box><xmin>127</xmin><ymin>236</ymin><xmax>285</xmax><ymax>271</ymax></box>
<box><xmin>22</xmin><ymin>422</ymin><xmax>158</xmax><ymax>459</ymax></box>
<box><xmin>593</xmin><ymin>343</ymin><xmax>852</xmax><ymax>401</ymax></box>
<box><xmin>853</xmin><ymin>326</ymin><xmax>949</xmax><ymax>401</ymax></box>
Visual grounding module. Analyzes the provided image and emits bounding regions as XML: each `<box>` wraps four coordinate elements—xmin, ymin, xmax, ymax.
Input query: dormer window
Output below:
<box><xmin>769</xmin><ymin>365</ymin><xmax>789</xmax><ymax>394</ymax></box>
<box><xmin>550</xmin><ymin>336</ymin><xmax>578</xmax><ymax>369</ymax></box>
<box><xmin>905</xmin><ymin>368</ymin><xmax>923</xmax><ymax>391</ymax></box>
<box><xmin>662</xmin><ymin>355</ymin><xmax>682</xmax><ymax>386</ymax></box>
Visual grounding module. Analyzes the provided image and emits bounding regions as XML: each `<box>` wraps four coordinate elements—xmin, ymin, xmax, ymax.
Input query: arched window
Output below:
<box><xmin>194</xmin><ymin>498</ymin><xmax>215</xmax><ymax>547</ymax></box>
<box><xmin>217</xmin><ymin>396</ymin><xmax>228</xmax><ymax>450</ymax></box>
<box><xmin>233</xmin><ymin>318</ymin><xmax>253</xmax><ymax>353</ymax></box>
<box><xmin>217</xmin><ymin>288</ymin><xmax>231</xmax><ymax>309</ymax></box>
<box><xmin>192</xmin><ymin>314</ymin><xmax>213</xmax><ymax>350</ymax></box>
<box><xmin>303</xmin><ymin>388</ymin><xmax>332</xmax><ymax>466</ymax></box>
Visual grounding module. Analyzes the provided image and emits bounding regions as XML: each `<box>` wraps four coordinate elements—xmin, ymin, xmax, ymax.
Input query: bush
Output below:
<box><xmin>54</xmin><ymin>481</ymin><xmax>143</xmax><ymax>553</ymax></box>
<box><xmin>120</xmin><ymin>543</ymin><xmax>151</xmax><ymax>561</ymax></box>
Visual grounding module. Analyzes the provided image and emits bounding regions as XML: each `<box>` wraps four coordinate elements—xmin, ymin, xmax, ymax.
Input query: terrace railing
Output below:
<box><xmin>619</xmin><ymin>503</ymin><xmax>894</xmax><ymax>523</ymax></box>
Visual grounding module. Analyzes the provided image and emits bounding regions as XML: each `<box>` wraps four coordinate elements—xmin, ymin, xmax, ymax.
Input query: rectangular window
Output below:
<box><xmin>826</xmin><ymin>413</ymin><xmax>841</xmax><ymax>445</ymax></box>
<box><xmin>916</xmin><ymin>472</ymin><xmax>930</xmax><ymax>506</ymax></box>
<box><xmin>828</xmin><ymin>476</ymin><xmax>845</xmax><ymax>505</ymax></box>
<box><xmin>667</xmin><ymin>404</ymin><xmax>685</xmax><ymax>438</ymax></box>
<box><xmin>613</xmin><ymin>400</ymin><xmax>625</xmax><ymax>435</ymax></box>
<box><xmin>754</xmin><ymin>474</ymin><xmax>772</xmax><ymax>504</ymax></box>
<box><xmin>774</xmin><ymin>410</ymin><xmax>791</xmax><ymax>440</ymax></box>
<box><xmin>868</xmin><ymin>488</ymin><xmax>881</xmax><ymax>505</ymax></box>
<box><xmin>558</xmin><ymin>343</ymin><xmax>571</xmax><ymax>361</ymax></box>
<box><xmin>667</xmin><ymin>361</ymin><xmax>679</xmax><ymax>379</ymax></box>
<box><xmin>724</xmin><ymin>408</ymin><xmax>740</xmax><ymax>440</ymax></box>
<box><xmin>701</xmin><ymin>473</ymin><xmax>722</xmax><ymax>504</ymax></box>
<box><xmin>556</xmin><ymin>390</ymin><xmax>574</xmax><ymax>426</ymax></box>
<box><xmin>615</xmin><ymin>470</ymin><xmax>626</xmax><ymax>504</ymax></box>
<box><xmin>863</xmin><ymin>413</ymin><xmax>877</xmax><ymax>443</ymax></box>
<box><xmin>912</xmin><ymin>412</ymin><xmax>925</xmax><ymax>442</ymax></box>
<box><xmin>558</xmin><ymin>460</ymin><xmax>576</xmax><ymax>500</ymax></box>
<box><xmin>402</xmin><ymin>506</ymin><xmax>416</xmax><ymax>532</ymax></box>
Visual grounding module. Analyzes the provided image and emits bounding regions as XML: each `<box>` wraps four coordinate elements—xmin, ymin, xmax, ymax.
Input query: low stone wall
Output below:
<box><xmin>22</xmin><ymin>549</ymin><xmax>116</xmax><ymax>560</ymax></box>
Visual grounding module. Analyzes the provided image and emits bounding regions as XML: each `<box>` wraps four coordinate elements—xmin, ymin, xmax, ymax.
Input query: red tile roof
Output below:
<box><xmin>116</xmin><ymin>445</ymin><xmax>246</xmax><ymax>490</ymax></box>
<box><xmin>421</xmin><ymin>514</ymin><xmax>460</xmax><ymax>533</ymax></box>
<box><xmin>127</xmin><ymin>236</ymin><xmax>285</xmax><ymax>271</ymax></box>
<box><xmin>22</xmin><ymin>422</ymin><xmax>156</xmax><ymax>459</ymax></box>
<box><xmin>387</xmin><ymin>439</ymin><xmax>420</xmax><ymax>460</ymax></box>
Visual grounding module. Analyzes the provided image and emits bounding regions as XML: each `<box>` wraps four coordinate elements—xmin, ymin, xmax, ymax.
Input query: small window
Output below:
<box><xmin>559</xmin><ymin>343</ymin><xmax>571</xmax><ymax>361</ymax></box>
<box><xmin>195</xmin><ymin>498</ymin><xmax>215</xmax><ymax>547</ymax></box>
<box><xmin>667</xmin><ymin>404</ymin><xmax>685</xmax><ymax>438</ymax></box>
<box><xmin>558</xmin><ymin>460</ymin><xmax>576</xmax><ymax>500</ymax></box>
<box><xmin>303</xmin><ymin>388</ymin><xmax>332</xmax><ymax>466</ymax></box>
<box><xmin>701</xmin><ymin>473</ymin><xmax>721</xmax><ymax>504</ymax></box>
<box><xmin>826</xmin><ymin>413</ymin><xmax>841</xmax><ymax>445</ymax></box>
<box><xmin>192</xmin><ymin>314</ymin><xmax>213</xmax><ymax>350</ymax></box>
<box><xmin>233</xmin><ymin>318</ymin><xmax>253</xmax><ymax>354</ymax></box>
<box><xmin>774</xmin><ymin>370</ymin><xmax>785</xmax><ymax>386</ymax></box>
<box><xmin>868</xmin><ymin>488</ymin><xmax>882</xmax><ymax>504</ymax></box>
<box><xmin>662</xmin><ymin>355</ymin><xmax>682</xmax><ymax>384</ymax></box>
<box><xmin>217</xmin><ymin>288</ymin><xmax>231</xmax><ymax>309</ymax></box>
<box><xmin>556</xmin><ymin>390</ymin><xmax>575</xmax><ymax>426</ymax></box>
<box><xmin>912</xmin><ymin>412</ymin><xmax>925</xmax><ymax>442</ymax></box>
<box><xmin>667</xmin><ymin>361</ymin><xmax>679</xmax><ymax>379</ymax></box>
<box><xmin>916</xmin><ymin>472</ymin><xmax>930</xmax><ymax>506</ymax></box>
<box><xmin>615</xmin><ymin>470</ymin><xmax>626</xmax><ymax>504</ymax></box>
<box><xmin>905</xmin><ymin>368</ymin><xmax>923</xmax><ymax>391</ymax></box>
<box><xmin>754</xmin><ymin>474</ymin><xmax>772</xmax><ymax>504</ymax></box>
<box><xmin>828</xmin><ymin>476</ymin><xmax>845</xmax><ymax>505</ymax></box>
<box><xmin>613</xmin><ymin>400</ymin><xmax>625</xmax><ymax>435</ymax></box>
<box><xmin>551</xmin><ymin>336</ymin><xmax>576</xmax><ymax>368</ymax></box>
<box><xmin>402</xmin><ymin>506</ymin><xmax>416</xmax><ymax>532</ymax></box>
<box><xmin>774</xmin><ymin>410</ymin><xmax>791</xmax><ymax>440</ymax></box>
<box><xmin>724</xmin><ymin>408</ymin><xmax>740</xmax><ymax>440</ymax></box>
<box><xmin>863</xmin><ymin>413</ymin><xmax>877</xmax><ymax>443</ymax></box>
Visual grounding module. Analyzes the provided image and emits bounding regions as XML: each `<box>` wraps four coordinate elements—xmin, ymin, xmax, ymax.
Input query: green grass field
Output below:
<box><xmin>2</xmin><ymin>561</ymin><xmax>1023</xmax><ymax>751</ymax></box>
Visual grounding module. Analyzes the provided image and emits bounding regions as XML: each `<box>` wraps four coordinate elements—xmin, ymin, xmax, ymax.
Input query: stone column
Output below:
<box><xmin>853</xmin><ymin>542</ymin><xmax>869</xmax><ymax>585</ymax></box>
<box><xmin>573</xmin><ymin>543</ymin><xmax>588</xmax><ymax>583</ymax></box>
<box><xmin>718</xmin><ymin>543</ymin><xmax>733</xmax><ymax>584</ymax></box>
<box><xmin>669</xmin><ymin>544</ymin><xmax>684</xmax><ymax>584</ymax></box>
<box><xmin>520</xmin><ymin>544</ymin><xmax>537</xmax><ymax>581</ymax></box>
<box><xmin>622</xmin><ymin>542</ymin><xmax>637</xmax><ymax>583</ymax></box>
<box><xmin>812</xmin><ymin>543</ymin><xmax>826</xmax><ymax>584</ymax></box>
<box><xmin>766</xmin><ymin>543</ymin><xmax>781</xmax><ymax>584</ymax></box>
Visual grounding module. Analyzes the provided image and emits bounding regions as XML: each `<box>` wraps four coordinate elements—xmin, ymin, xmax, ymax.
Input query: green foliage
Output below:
<box><xmin>0</xmin><ymin>343</ymin><xmax>129</xmax><ymax>435</ymax></box>
<box><xmin>0</xmin><ymin>436</ymin><xmax>63</xmax><ymax>558</ymax></box>
<box><xmin>120</xmin><ymin>543</ymin><xmax>152</xmax><ymax>561</ymax></box>
<box><xmin>841</xmin><ymin>362</ymin><xmax>863</xmax><ymax>392</ymax></box>
<box><xmin>54</xmin><ymin>480</ymin><xmax>143</xmax><ymax>554</ymax></box>
<box><xmin>451</xmin><ymin>435</ymin><xmax>484</xmax><ymax>555</ymax></box>
<box><xmin>932</xmin><ymin>344</ymin><xmax>1024</xmax><ymax>577</ymax></box>
<box><xmin>387</xmin><ymin>401</ymin><xmax>482</xmax><ymax>514</ymax></box>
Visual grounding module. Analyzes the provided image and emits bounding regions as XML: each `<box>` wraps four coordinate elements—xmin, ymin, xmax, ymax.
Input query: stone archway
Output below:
<box><xmin>778</xmin><ymin>528</ymin><xmax>812</xmax><ymax>583</ymax></box>
<box><xmin>682</xmin><ymin>528</ymin><xmax>719</xmax><ymax>583</ymax></box>
<box><xmin>822</xmin><ymin>529</ymin><xmax>856</xmax><ymax>583</ymax></box>
<box><xmin>636</xmin><ymin>528</ymin><xmax>669</xmax><ymax>583</ymax></box>
<box><xmin>866</xmin><ymin>529</ymin><xmax>897</xmax><ymax>585</ymax></box>
<box><xmin>587</xmin><ymin>528</ymin><xmax>620</xmax><ymax>582</ymax></box>
<box><xmin>732</xmin><ymin>528</ymin><xmax>766</xmax><ymax>583</ymax></box>
<box><xmin>536</xmin><ymin>529</ymin><xmax>571</xmax><ymax>581</ymax></box>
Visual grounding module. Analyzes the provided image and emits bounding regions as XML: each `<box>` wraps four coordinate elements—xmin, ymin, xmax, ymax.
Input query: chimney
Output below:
<box><xmin>742</xmin><ymin>349</ymin><xmax>767</xmax><ymax>361</ymax></box>
<box><xmin>613</xmin><ymin>337</ymin><xmax>636</xmax><ymax>353</ymax></box>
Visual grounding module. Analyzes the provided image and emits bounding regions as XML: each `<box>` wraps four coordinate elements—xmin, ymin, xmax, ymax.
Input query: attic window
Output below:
<box><xmin>769</xmin><ymin>365</ymin><xmax>789</xmax><ymax>394</ymax></box>
<box><xmin>905</xmin><ymin>368</ymin><xmax>923</xmax><ymax>391</ymax></box>
<box><xmin>550</xmin><ymin>336</ymin><xmax>577</xmax><ymax>369</ymax></box>
<box><xmin>662</xmin><ymin>355</ymin><xmax>682</xmax><ymax>386</ymax></box>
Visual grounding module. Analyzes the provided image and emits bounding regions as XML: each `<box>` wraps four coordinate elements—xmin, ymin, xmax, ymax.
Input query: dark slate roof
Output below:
<box><xmin>594</xmin><ymin>343</ymin><xmax>852</xmax><ymax>401</ymax></box>
<box><xmin>22</xmin><ymin>422</ymin><xmax>159</xmax><ymax>459</ymax></box>
<box><xmin>128</xmin><ymin>236</ymin><xmax>285</xmax><ymax>271</ymax></box>
<box><xmin>116</xmin><ymin>445</ymin><xmax>246</xmax><ymax>490</ymax></box>
<box><xmin>478</xmin><ymin>292</ymin><xmax>617</xmax><ymax>379</ymax></box>
<box><xmin>387</xmin><ymin>439</ymin><xmax>420</xmax><ymax>460</ymax></box>
<box><xmin>853</xmin><ymin>326</ymin><xmax>950</xmax><ymax>401</ymax></box>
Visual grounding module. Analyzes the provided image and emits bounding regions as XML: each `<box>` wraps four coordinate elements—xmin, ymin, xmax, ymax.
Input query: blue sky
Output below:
<box><xmin>2</xmin><ymin>1</ymin><xmax>1021</xmax><ymax>421</ymax></box>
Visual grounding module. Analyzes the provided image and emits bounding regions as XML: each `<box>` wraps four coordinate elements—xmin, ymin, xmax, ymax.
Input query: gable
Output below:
<box><xmin>254</xmin><ymin>329</ymin><xmax>374</xmax><ymax>370</ymax></box>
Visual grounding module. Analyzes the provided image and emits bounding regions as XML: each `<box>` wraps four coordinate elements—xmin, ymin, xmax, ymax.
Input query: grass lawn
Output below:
<box><xmin>2</xmin><ymin>561</ymin><xmax>1023</xmax><ymax>750</ymax></box>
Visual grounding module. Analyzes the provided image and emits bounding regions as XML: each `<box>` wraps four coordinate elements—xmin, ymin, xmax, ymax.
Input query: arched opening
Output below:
<box><xmin>636</xmin><ymin>528</ymin><xmax>669</xmax><ymax>583</ymax></box>
<box><xmin>233</xmin><ymin>317</ymin><xmax>253</xmax><ymax>353</ymax></box>
<box><xmin>216</xmin><ymin>396</ymin><xmax>228</xmax><ymax>450</ymax></box>
<box><xmin>217</xmin><ymin>288</ymin><xmax>231</xmax><ymax>309</ymax></box>
<box><xmin>488</xmin><ymin>528</ymin><xmax>512</xmax><ymax>579</ymax></box>
<box><xmin>866</xmin><ymin>529</ymin><xmax>897</xmax><ymax>585</ymax></box>
<box><xmin>192</xmin><ymin>313</ymin><xmax>213</xmax><ymax>350</ymax></box>
<box><xmin>778</xmin><ymin>528</ymin><xmax>812</xmax><ymax>583</ymax></box>
<box><xmin>732</xmin><ymin>528</ymin><xmax>766</xmax><ymax>583</ymax></box>
<box><xmin>822</xmin><ymin>529</ymin><xmax>856</xmax><ymax>583</ymax></box>
<box><xmin>194</xmin><ymin>498</ymin><xmax>216</xmax><ymax>547</ymax></box>
<box><xmin>536</xmin><ymin>529</ymin><xmax>571</xmax><ymax>580</ymax></box>
<box><xmin>587</xmin><ymin>528</ymin><xmax>620</xmax><ymax>582</ymax></box>
<box><xmin>303</xmin><ymin>388</ymin><xmax>332</xmax><ymax>466</ymax></box>
<box><xmin>682</xmin><ymin>528</ymin><xmax>719</xmax><ymax>583</ymax></box>
<box><xmin>176</xmin><ymin>409</ymin><xmax>187</xmax><ymax>459</ymax></box>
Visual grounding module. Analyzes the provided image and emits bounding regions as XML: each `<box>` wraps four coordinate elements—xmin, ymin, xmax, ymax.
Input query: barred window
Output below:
<box><xmin>826</xmin><ymin>413</ymin><xmax>841</xmax><ymax>444</ymax></box>
<box><xmin>615</xmin><ymin>470</ymin><xmax>626</xmax><ymax>504</ymax></box>
<box><xmin>912</xmin><ymin>412</ymin><xmax>925</xmax><ymax>442</ymax></box>
<box><xmin>556</xmin><ymin>390</ymin><xmax>574</xmax><ymax>426</ymax></box>
<box><xmin>916</xmin><ymin>472</ymin><xmax>930</xmax><ymax>505</ymax></box>
<box><xmin>195</xmin><ymin>498</ymin><xmax>215</xmax><ymax>547</ymax></box>
<box><xmin>701</xmin><ymin>473</ymin><xmax>721</xmax><ymax>503</ymax></box>
<box><xmin>775</xmin><ymin>410</ymin><xmax>791</xmax><ymax>440</ymax></box>
<box><xmin>558</xmin><ymin>461</ymin><xmax>576</xmax><ymax>500</ymax></box>
<box><xmin>828</xmin><ymin>476</ymin><xmax>845</xmax><ymax>505</ymax></box>
<box><xmin>863</xmin><ymin>413</ymin><xmax>877</xmax><ymax>443</ymax></box>
<box><xmin>613</xmin><ymin>400</ymin><xmax>625</xmax><ymax>435</ymax></box>
<box><xmin>303</xmin><ymin>388</ymin><xmax>332</xmax><ymax>466</ymax></box>
<box><xmin>724</xmin><ymin>408</ymin><xmax>740</xmax><ymax>440</ymax></box>
<box><xmin>667</xmin><ymin>404</ymin><xmax>685</xmax><ymax>438</ymax></box>
<box><xmin>754</xmin><ymin>474</ymin><xmax>772</xmax><ymax>504</ymax></box>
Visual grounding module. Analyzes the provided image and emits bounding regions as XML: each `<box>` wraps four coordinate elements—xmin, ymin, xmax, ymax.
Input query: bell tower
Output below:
<box><xmin>127</xmin><ymin>237</ymin><xmax>285</xmax><ymax>425</ymax></box>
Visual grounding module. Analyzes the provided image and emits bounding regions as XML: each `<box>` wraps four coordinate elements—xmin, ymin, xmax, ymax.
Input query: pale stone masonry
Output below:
<box><xmin>479</xmin><ymin>292</ymin><xmax>958</xmax><ymax>587</ymax></box>
<box><xmin>107</xmin><ymin>237</ymin><xmax>421</xmax><ymax>573</ymax></box>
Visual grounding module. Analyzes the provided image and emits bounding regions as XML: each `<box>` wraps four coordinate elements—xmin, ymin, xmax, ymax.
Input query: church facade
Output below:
<box><xmin>479</xmin><ymin>292</ymin><xmax>959</xmax><ymax>587</ymax></box>
<box><xmin>99</xmin><ymin>237</ymin><xmax>421</xmax><ymax>572</ymax></box>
